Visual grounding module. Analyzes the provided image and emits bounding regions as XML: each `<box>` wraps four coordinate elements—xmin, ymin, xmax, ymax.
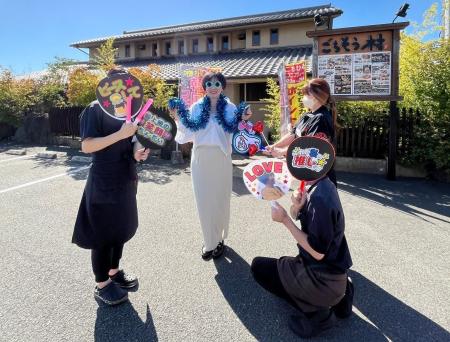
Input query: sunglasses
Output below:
<box><xmin>205</xmin><ymin>81</ymin><xmax>222</xmax><ymax>88</ymax></box>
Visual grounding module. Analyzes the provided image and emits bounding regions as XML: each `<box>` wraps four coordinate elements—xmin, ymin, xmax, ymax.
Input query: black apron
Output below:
<box><xmin>72</xmin><ymin>102</ymin><xmax>138</xmax><ymax>249</ymax></box>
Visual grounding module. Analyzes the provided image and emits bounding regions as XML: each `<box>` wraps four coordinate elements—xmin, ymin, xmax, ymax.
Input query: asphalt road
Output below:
<box><xmin>0</xmin><ymin>143</ymin><xmax>449</xmax><ymax>341</ymax></box>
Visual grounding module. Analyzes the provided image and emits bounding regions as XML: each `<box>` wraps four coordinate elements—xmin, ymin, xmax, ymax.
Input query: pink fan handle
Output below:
<box><xmin>134</xmin><ymin>99</ymin><xmax>154</xmax><ymax>125</ymax></box>
<box><xmin>125</xmin><ymin>96</ymin><xmax>132</xmax><ymax>123</ymax></box>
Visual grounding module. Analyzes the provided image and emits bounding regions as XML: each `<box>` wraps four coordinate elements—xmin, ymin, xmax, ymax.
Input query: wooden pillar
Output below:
<box><xmin>387</xmin><ymin>101</ymin><xmax>398</xmax><ymax>180</ymax></box>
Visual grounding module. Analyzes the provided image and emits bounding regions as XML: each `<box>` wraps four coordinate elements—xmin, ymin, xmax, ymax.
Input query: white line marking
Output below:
<box><xmin>0</xmin><ymin>154</ymin><xmax>37</xmax><ymax>163</ymax></box>
<box><xmin>0</xmin><ymin>165</ymin><xmax>91</xmax><ymax>194</ymax></box>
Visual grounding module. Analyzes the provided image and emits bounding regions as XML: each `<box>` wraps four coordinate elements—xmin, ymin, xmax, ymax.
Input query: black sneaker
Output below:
<box><xmin>288</xmin><ymin>309</ymin><xmax>336</xmax><ymax>338</ymax></box>
<box><xmin>333</xmin><ymin>277</ymin><xmax>354</xmax><ymax>319</ymax></box>
<box><xmin>202</xmin><ymin>247</ymin><xmax>214</xmax><ymax>261</ymax></box>
<box><xmin>94</xmin><ymin>281</ymin><xmax>128</xmax><ymax>306</ymax></box>
<box><xmin>212</xmin><ymin>241</ymin><xmax>225</xmax><ymax>259</ymax></box>
<box><xmin>110</xmin><ymin>270</ymin><xmax>139</xmax><ymax>289</ymax></box>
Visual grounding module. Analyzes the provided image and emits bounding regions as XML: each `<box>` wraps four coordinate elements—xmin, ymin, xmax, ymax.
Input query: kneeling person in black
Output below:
<box><xmin>251</xmin><ymin>177</ymin><xmax>353</xmax><ymax>338</ymax></box>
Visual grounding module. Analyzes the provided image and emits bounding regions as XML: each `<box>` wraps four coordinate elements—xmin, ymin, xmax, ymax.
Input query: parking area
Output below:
<box><xmin>0</xmin><ymin>143</ymin><xmax>449</xmax><ymax>341</ymax></box>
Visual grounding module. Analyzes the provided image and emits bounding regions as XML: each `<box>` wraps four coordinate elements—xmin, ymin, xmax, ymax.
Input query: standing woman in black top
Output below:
<box><xmin>72</xmin><ymin>69</ymin><xmax>150</xmax><ymax>306</ymax></box>
<box><xmin>265</xmin><ymin>78</ymin><xmax>338</xmax><ymax>186</ymax></box>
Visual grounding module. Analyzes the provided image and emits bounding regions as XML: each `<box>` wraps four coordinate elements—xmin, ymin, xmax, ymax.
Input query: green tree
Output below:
<box><xmin>66</xmin><ymin>67</ymin><xmax>100</xmax><ymax>107</ymax></box>
<box><xmin>128</xmin><ymin>65</ymin><xmax>175</xmax><ymax>109</ymax></box>
<box><xmin>261</xmin><ymin>78</ymin><xmax>281</xmax><ymax>140</ymax></box>
<box><xmin>261</xmin><ymin>77</ymin><xmax>308</xmax><ymax>141</ymax></box>
<box><xmin>398</xmin><ymin>2</ymin><xmax>450</xmax><ymax>171</ymax></box>
<box><xmin>0</xmin><ymin>67</ymin><xmax>39</xmax><ymax>127</ymax></box>
<box><xmin>35</xmin><ymin>57</ymin><xmax>79</xmax><ymax>112</ymax></box>
<box><xmin>92</xmin><ymin>38</ymin><xmax>118</xmax><ymax>74</ymax></box>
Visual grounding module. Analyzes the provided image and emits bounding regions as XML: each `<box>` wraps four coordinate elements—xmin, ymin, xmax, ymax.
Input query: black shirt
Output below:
<box><xmin>297</xmin><ymin>177</ymin><xmax>352</xmax><ymax>272</ymax></box>
<box><xmin>292</xmin><ymin>105</ymin><xmax>337</xmax><ymax>186</ymax></box>
<box><xmin>292</xmin><ymin>105</ymin><xmax>334</xmax><ymax>141</ymax></box>
<box><xmin>80</xmin><ymin>101</ymin><xmax>133</xmax><ymax>164</ymax></box>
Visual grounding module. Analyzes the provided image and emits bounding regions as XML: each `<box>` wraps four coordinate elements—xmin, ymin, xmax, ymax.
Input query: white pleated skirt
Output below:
<box><xmin>191</xmin><ymin>145</ymin><xmax>232</xmax><ymax>251</ymax></box>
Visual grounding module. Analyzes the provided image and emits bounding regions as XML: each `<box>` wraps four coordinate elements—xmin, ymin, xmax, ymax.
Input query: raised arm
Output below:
<box><xmin>82</xmin><ymin>122</ymin><xmax>137</xmax><ymax>154</ymax></box>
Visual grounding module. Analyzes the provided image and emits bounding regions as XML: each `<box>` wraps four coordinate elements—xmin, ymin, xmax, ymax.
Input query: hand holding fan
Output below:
<box><xmin>242</xmin><ymin>158</ymin><xmax>292</xmax><ymax>206</ymax></box>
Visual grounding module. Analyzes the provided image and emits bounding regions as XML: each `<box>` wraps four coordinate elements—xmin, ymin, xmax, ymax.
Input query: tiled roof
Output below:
<box><xmin>119</xmin><ymin>47</ymin><xmax>312</xmax><ymax>80</ymax></box>
<box><xmin>71</xmin><ymin>4</ymin><xmax>342</xmax><ymax>47</ymax></box>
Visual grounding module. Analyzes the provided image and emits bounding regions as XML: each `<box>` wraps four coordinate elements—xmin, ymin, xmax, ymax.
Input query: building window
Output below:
<box><xmin>125</xmin><ymin>45</ymin><xmax>130</xmax><ymax>57</ymax></box>
<box><xmin>207</xmin><ymin>37</ymin><xmax>214</xmax><ymax>52</ymax></box>
<box><xmin>138</xmin><ymin>44</ymin><xmax>146</xmax><ymax>50</ymax></box>
<box><xmin>270</xmin><ymin>29</ymin><xmax>279</xmax><ymax>45</ymax></box>
<box><xmin>165</xmin><ymin>42</ymin><xmax>171</xmax><ymax>55</ymax></box>
<box><xmin>178</xmin><ymin>40</ymin><xmax>184</xmax><ymax>54</ymax></box>
<box><xmin>252</xmin><ymin>31</ymin><xmax>260</xmax><ymax>46</ymax></box>
<box><xmin>152</xmin><ymin>43</ymin><xmax>157</xmax><ymax>57</ymax></box>
<box><xmin>237</xmin><ymin>32</ymin><xmax>246</xmax><ymax>41</ymax></box>
<box><xmin>239</xmin><ymin>84</ymin><xmax>245</xmax><ymax>102</ymax></box>
<box><xmin>239</xmin><ymin>82</ymin><xmax>267</xmax><ymax>102</ymax></box>
<box><xmin>192</xmin><ymin>39</ymin><xmax>199</xmax><ymax>53</ymax></box>
<box><xmin>222</xmin><ymin>36</ymin><xmax>229</xmax><ymax>50</ymax></box>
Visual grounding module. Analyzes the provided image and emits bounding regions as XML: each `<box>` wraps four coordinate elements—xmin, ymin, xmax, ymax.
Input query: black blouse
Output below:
<box><xmin>292</xmin><ymin>106</ymin><xmax>337</xmax><ymax>186</ymax></box>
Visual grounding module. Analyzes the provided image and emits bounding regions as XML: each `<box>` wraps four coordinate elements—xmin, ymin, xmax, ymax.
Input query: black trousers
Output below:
<box><xmin>91</xmin><ymin>244</ymin><xmax>124</xmax><ymax>282</ymax></box>
<box><xmin>251</xmin><ymin>256</ymin><xmax>301</xmax><ymax>311</ymax></box>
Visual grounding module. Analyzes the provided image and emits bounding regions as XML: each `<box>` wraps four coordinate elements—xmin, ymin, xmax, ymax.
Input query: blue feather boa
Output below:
<box><xmin>168</xmin><ymin>95</ymin><xmax>247</xmax><ymax>133</ymax></box>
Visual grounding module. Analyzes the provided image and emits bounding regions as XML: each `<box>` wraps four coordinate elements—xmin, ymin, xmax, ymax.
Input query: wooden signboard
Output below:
<box><xmin>307</xmin><ymin>22</ymin><xmax>409</xmax><ymax>101</ymax></box>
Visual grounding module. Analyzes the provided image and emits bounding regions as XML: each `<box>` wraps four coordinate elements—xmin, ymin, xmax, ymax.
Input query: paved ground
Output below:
<box><xmin>0</xmin><ymin>143</ymin><xmax>449</xmax><ymax>342</ymax></box>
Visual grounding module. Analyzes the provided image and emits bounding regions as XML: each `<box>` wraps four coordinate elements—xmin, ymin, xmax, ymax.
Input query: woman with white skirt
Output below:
<box><xmin>169</xmin><ymin>72</ymin><xmax>251</xmax><ymax>260</ymax></box>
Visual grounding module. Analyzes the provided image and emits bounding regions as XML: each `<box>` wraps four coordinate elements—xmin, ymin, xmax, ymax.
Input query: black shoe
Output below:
<box><xmin>212</xmin><ymin>241</ymin><xmax>225</xmax><ymax>259</ymax></box>
<box><xmin>202</xmin><ymin>247</ymin><xmax>214</xmax><ymax>261</ymax></box>
<box><xmin>288</xmin><ymin>309</ymin><xmax>336</xmax><ymax>338</ymax></box>
<box><xmin>110</xmin><ymin>270</ymin><xmax>139</xmax><ymax>289</ymax></box>
<box><xmin>94</xmin><ymin>281</ymin><xmax>128</xmax><ymax>306</ymax></box>
<box><xmin>333</xmin><ymin>277</ymin><xmax>354</xmax><ymax>319</ymax></box>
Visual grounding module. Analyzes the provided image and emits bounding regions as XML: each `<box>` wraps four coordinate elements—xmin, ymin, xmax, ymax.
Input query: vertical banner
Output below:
<box><xmin>285</xmin><ymin>61</ymin><xmax>306</xmax><ymax>125</ymax></box>
<box><xmin>279</xmin><ymin>61</ymin><xmax>306</xmax><ymax>135</ymax></box>
<box><xmin>179</xmin><ymin>65</ymin><xmax>222</xmax><ymax>107</ymax></box>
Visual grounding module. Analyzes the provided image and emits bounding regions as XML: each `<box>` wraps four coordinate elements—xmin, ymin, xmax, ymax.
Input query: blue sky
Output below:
<box><xmin>0</xmin><ymin>0</ymin><xmax>440</xmax><ymax>75</ymax></box>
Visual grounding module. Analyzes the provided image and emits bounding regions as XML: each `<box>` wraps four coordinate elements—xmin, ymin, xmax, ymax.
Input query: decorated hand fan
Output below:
<box><xmin>232</xmin><ymin>119</ymin><xmax>269</xmax><ymax>156</ymax></box>
<box><xmin>136</xmin><ymin>110</ymin><xmax>177</xmax><ymax>149</ymax></box>
<box><xmin>243</xmin><ymin>158</ymin><xmax>292</xmax><ymax>202</ymax></box>
<box><xmin>286</xmin><ymin>136</ymin><xmax>335</xmax><ymax>191</ymax></box>
<box><xmin>96</xmin><ymin>72</ymin><xmax>144</xmax><ymax>120</ymax></box>
<box><xmin>232</xmin><ymin>121</ymin><xmax>262</xmax><ymax>155</ymax></box>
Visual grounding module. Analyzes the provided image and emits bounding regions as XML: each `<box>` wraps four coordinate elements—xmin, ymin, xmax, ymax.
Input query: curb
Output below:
<box><xmin>5</xmin><ymin>149</ymin><xmax>26</xmax><ymax>156</ymax></box>
<box><xmin>36</xmin><ymin>152</ymin><xmax>57</xmax><ymax>159</ymax></box>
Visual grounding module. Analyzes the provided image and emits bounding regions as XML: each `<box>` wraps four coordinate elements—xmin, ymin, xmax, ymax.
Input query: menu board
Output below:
<box><xmin>318</xmin><ymin>51</ymin><xmax>391</xmax><ymax>96</ymax></box>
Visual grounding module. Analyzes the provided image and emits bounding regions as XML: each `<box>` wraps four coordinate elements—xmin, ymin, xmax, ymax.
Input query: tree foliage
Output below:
<box><xmin>0</xmin><ymin>68</ymin><xmax>40</xmax><ymax>126</ymax></box>
<box><xmin>398</xmin><ymin>2</ymin><xmax>450</xmax><ymax>170</ymax></box>
<box><xmin>92</xmin><ymin>38</ymin><xmax>118</xmax><ymax>74</ymax></box>
<box><xmin>66</xmin><ymin>67</ymin><xmax>100</xmax><ymax>107</ymax></box>
<box><xmin>128</xmin><ymin>65</ymin><xmax>175</xmax><ymax>109</ymax></box>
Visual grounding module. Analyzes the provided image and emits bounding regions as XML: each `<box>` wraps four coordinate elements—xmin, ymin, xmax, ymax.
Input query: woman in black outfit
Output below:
<box><xmin>264</xmin><ymin>78</ymin><xmax>338</xmax><ymax>186</ymax></box>
<box><xmin>251</xmin><ymin>179</ymin><xmax>354</xmax><ymax>338</ymax></box>
<box><xmin>72</xmin><ymin>69</ymin><xmax>149</xmax><ymax>306</ymax></box>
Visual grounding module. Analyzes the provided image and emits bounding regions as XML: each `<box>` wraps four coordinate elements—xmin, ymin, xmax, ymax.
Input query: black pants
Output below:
<box><xmin>91</xmin><ymin>244</ymin><xmax>124</xmax><ymax>282</ymax></box>
<box><xmin>251</xmin><ymin>257</ymin><xmax>301</xmax><ymax>311</ymax></box>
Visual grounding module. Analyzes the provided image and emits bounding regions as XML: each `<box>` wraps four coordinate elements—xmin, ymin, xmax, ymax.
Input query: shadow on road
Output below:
<box><xmin>214</xmin><ymin>248</ymin><xmax>450</xmax><ymax>341</ymax></box>
<box><xmin>337</xmin><ymin>172</ymin><xmax>450</xmax><ymax>225</ymax></box>
<box><xmin>95</xmin><ymin>302</ymin><xmax>158</xmax><ymax>342</ymax></box>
